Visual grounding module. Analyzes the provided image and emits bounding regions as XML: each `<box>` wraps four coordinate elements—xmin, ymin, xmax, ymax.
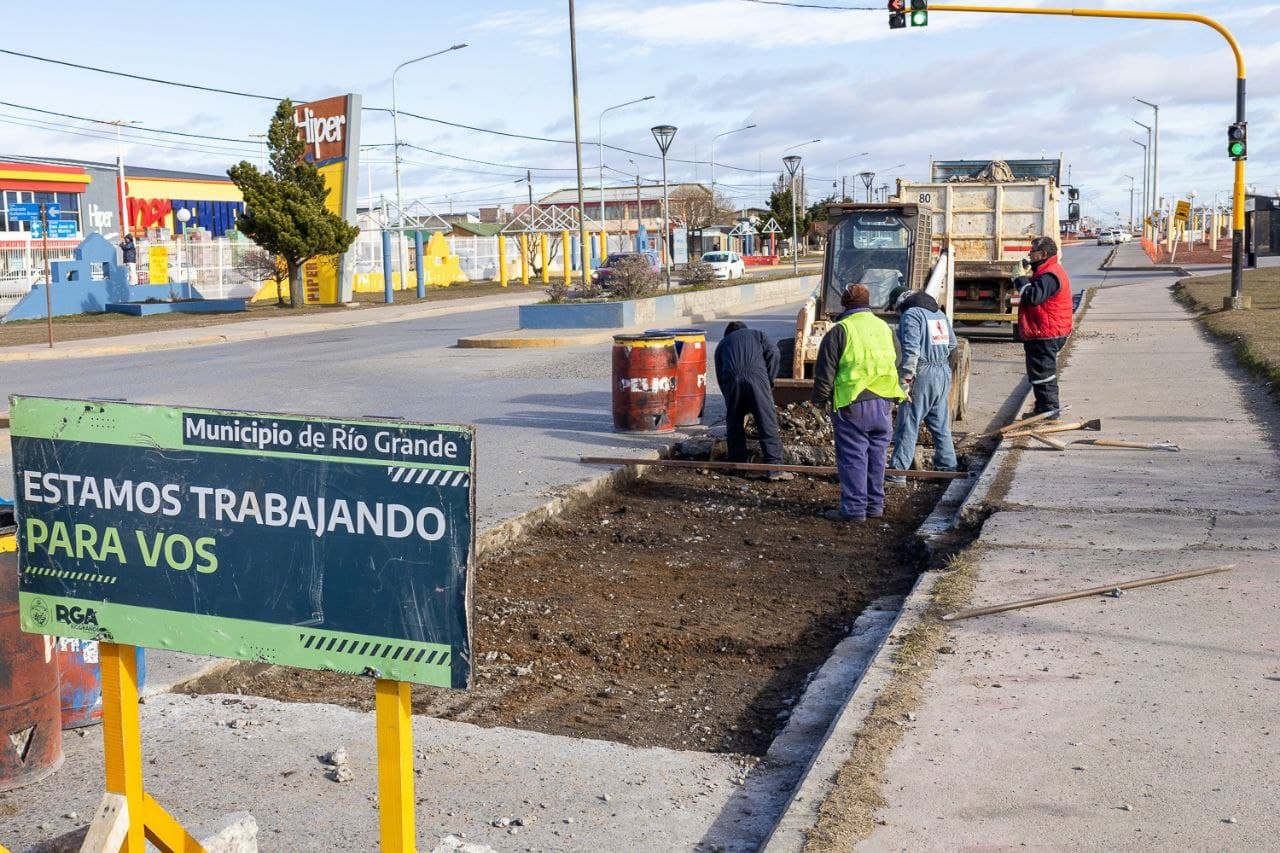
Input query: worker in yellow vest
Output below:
<box><xmin>811</xmin><ymin>283</ymin><xmax>908</xmax><ymax>522</ymax></box>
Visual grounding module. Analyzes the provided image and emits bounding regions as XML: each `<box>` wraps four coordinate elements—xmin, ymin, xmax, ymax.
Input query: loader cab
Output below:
<box><xmin>820</xmin><ymin>203</ymin><xmax>933</xmax><ymax>317</ymax></box>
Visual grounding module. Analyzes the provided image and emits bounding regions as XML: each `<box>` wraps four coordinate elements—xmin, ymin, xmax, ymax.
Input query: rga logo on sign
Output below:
<box><xmin>56</xmin><ymin>604</ymin><xmax>98</xmax><ymax>626</ymax></box>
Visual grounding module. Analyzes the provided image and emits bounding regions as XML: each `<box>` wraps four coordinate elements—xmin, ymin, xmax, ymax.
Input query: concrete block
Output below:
<box><xmin>195</xmin><ymin>811</ymin><xmax>258</xmax><ymax>853</ymax></box>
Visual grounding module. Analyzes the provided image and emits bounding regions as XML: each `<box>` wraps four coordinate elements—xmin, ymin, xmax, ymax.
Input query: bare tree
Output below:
<box><xmin>235</xmin><ymin>248</ymin><xmax>288</xmax><ymax>306</ymax></box>
<box><xmin>669</xmin><ymin>185</ymin><xmax>739</xmax><ymax>231</ymax></box>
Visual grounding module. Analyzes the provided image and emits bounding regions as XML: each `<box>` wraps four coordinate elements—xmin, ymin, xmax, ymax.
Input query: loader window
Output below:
<box><xmin>825</xmin><ymin>213</ymin><xmax>913</xmax><ymax>311</ymax></box>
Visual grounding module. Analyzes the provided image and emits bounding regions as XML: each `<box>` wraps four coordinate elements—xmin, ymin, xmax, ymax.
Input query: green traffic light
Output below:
<box><xmin>1228</xmin><ymin>140</ymin><xmax>1246</xmax><ymax>158</ymax></box>
<box><xmin>911</xmin><ymin>9</ymin><xmax>928</xmax><ymax>25</ymax></box>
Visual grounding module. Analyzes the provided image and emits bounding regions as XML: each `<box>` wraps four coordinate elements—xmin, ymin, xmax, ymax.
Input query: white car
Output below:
<box><xmin>1114</xmin><ymin>229</ymin><xmax>1132</xmax><ymax>243</ymax></box>
<box><xmin>1097</xmin><ymin>231</ymin><xmax>1117</xmax><ymax>245</ymax></box>
<box><xmin>701</xmin><ymin>251</ymin><xmax>746</xmax><ymax>280</ymax></box>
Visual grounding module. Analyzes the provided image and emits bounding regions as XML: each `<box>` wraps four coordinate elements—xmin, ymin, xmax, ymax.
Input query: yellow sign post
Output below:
<box><xmin>147</xmin><ymin>246</ymin><xmax>169</xmax><ymax>286</ymax></box>
<box><xmin>93</xmin><ymin>645</ymin><xmax>421</xmax><ymax>852</ymax></box>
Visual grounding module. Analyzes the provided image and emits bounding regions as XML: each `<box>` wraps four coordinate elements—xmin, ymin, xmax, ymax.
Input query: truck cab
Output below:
<box><xmin>775</xmin><ymin>202</ymin><xmax>971</xmax><ymax>420</ymax></box>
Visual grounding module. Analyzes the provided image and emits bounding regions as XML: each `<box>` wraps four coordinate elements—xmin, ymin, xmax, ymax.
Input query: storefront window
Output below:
<box><xmin>0</xmin><ymin>190</ymin><xmax>82</xmax><ymax>236</ymax></box>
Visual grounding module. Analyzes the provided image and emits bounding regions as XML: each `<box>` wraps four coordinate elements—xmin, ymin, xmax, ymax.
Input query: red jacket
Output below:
<box><xmin>1016</xmin><ymin>255</ymin><xmax>1073</xmax><ymax>340</ymax></box>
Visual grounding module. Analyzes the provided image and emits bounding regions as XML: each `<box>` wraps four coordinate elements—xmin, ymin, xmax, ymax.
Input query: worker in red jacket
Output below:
<box><xmin>1013</xmin><ymin>236</ymin><xmax>1073</xmax><ymax>416</ymax></box>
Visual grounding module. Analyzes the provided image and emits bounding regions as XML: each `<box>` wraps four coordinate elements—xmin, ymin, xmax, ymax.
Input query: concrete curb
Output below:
<box><xmin>456</xmin><ymin>329</ymin><xmax>621</xmax><ymax>349</ymax></box>
<box><xmin>0</xmin><ymin>291</ymin><xmax>542</xmax><ymax>363</ymax></box>
<box><xmin>760</xmin><ymin>288</ymin><xmax>1098</xmax><ymax>849</ymax></box>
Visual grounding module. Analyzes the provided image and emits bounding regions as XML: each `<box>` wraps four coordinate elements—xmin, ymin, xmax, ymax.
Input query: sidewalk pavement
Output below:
<box><xmin>860</xmin><ymin>277</ymin><xmax>1280</xmax><ymax>850</ymax></box>
<box><xmin>0</xmin><ymin>289</ymin><xmax>543</xmax><ymax>362</ymax></box>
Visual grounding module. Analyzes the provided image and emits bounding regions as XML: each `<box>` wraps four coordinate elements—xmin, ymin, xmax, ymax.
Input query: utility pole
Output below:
<box><xmin>567</xmin><ymin>0</ymin><xmax>591</xmax><ymax>280</ymax></box>
<box><xmin>1135</xmin><ymin>98</ymin><xmax>1160</xmax><ymax>240</ymax></box>
<box><xmin>1124</xmin><ymin>175</ymin><xmax>1136</xmax><ymax>231</ymax></box>
<box><xmin>106</xmin><ymin>120</ymin><xmax>138</xmax><ymax>241</ymax></box>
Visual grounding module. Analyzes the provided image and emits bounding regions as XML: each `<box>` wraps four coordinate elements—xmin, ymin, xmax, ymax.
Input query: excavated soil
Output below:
<box><xmin>188</xmin><ymin>468</ymin><xmax>943</xmax><ymax>756</ymax></box>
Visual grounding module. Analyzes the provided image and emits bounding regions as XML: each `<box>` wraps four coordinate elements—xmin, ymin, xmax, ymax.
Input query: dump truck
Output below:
<box><xmin>896</xmin><ymin>159</ymin><xmax>1062</xmax><ymax>327</ymax></box>
<box><xmin>774</xmin><ymin>201</ymin><xmax>972</xmax><ymax>421</ymax></box>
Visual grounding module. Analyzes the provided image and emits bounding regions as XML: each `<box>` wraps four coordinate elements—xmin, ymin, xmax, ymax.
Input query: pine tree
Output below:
<box><xmin>229</xmin><ymin>100</ymin><xmax>360</xmax><ymax>308</ymax></box>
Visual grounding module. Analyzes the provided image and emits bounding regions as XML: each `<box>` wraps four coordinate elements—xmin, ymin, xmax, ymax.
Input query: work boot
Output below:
<box><xmin>823</xmin><ymin>509</ymin><xmax>864</xmax><ymax>522</ymax></box>
<box><xmin>768</xmin><ymin>471</ymin><xmax>795</xmax><ymax>482</ymax></box>
<box><xmin>885</xmin><ymin>476</ymin><xmax>908</xmax><ymax>486</ymax></box>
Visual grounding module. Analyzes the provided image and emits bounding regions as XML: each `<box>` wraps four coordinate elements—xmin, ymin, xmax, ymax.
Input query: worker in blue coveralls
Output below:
<box><xmin>888</xmin><ymin>291</ymin><xmax>957</xmax><ymax>484</ymax></box>
<box><xmin>811</xmin><ymin>283</ymin><xmax>907</xmax><ymax>521</ymax></box>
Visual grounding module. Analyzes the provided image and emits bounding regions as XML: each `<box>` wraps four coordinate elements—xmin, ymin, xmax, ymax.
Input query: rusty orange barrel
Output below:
<box><xmin>58</xmin><ymin>640</ymin><xmax>146</xmax><ymax>729</ymax></box>
<box><xmin>0</xmin><ymin>547</ymin><xmax>63</xmax><ymax>791</ymax></box>
<box><xmin>647</xmin><ymin>328</ymin><xmax>707</xmax><ymax>426</ymax></box>
<box><xmin>612</xmin><ymin>333</ymin><xmax>678</xmax><ymax>432</ymax></box>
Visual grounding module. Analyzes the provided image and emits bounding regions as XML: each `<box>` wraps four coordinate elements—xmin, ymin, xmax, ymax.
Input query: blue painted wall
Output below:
<box><xmin>3</xmin><ymin>234</ymin><xmax>201</xmax><ymax>323</ymax></box>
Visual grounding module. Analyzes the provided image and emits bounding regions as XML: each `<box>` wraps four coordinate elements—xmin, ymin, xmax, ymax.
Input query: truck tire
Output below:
<box><xmin>776</xmin><ymin>337</ymin><xmax>796</xmax><ymax>379</ymax></box>
<box><xmin>948</xmin><ymin>338</ymin><xmax>972</xmax><ymax>422</ymax></box>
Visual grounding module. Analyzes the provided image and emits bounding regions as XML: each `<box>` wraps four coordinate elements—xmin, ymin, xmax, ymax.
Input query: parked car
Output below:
<box><xmin>700</xmin><ymin>251</ymin><xmax>746</xmax><ymax>280</ymax></box>
<box><xmin>592</xmin><ymin>252</ymin><xmax>660</xmax><ymax>287</ymax></box>
<box><xmin>1096</xmin><ymin>230</ymin><xmax>1117</xmax><ymax>246</ymax></box>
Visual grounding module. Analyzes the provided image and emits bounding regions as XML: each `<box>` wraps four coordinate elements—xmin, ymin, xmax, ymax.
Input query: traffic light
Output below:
<box><xmin>1227</xmin><ymin>122</ymin><xmax>1247</xmax><ymax>160</ymax></box>
<box><xmin>910</xmin><ymin>0</ymin><xmax>928</xmax><ymax>26</ymax></box>
<box><xmin>888</xmin><ymin>0</ymin><xmax>906</xmax><ymax>29</ymax></box>
<box><xmin>1068</xmin><ymin>203</ymin><xmax>1081</xmax><ymax>222</ymax></box>
<box><xmin>1068</xmin><ymin>187</ymin><xmax>1080</xmax><ymax>201</ymax></box>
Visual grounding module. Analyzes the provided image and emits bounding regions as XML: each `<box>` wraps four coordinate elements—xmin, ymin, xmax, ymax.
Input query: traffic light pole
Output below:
<box><xmin>928</xmin><ymin>5</ymin><xmax>1247</xmax><ymax>308</ymax></box>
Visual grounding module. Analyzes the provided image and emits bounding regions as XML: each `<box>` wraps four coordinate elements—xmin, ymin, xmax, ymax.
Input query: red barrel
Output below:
<box><xmin>612</xmin><ymin>333</ymin><xmax>678</xmax><ymax>432</ymax></box>
<box><xmin>647</xmin><ymin>328</ymin><xmax>707</xmax><ymax>426</ymax></box>
<box><xmin>58</xmin><ymin>640</ymin><xmax>146</xmax><ymax>729</ymax></box>
<box><xmin>0</xmin><ymin>548</ymin><xmax>63</xmax><ymax>791</ymax></box>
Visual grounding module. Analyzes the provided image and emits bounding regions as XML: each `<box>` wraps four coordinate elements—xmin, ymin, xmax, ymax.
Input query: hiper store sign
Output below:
<box><xmin>294</xmin><ymin>95</ymin><xmax>361</xmax><ymax>304</ymax></box>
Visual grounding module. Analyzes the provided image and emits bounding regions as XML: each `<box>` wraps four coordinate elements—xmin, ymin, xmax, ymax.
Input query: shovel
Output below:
<box><xmin>980</xmin><ymin>405</ymin><xmax>1071</xmax><ymax>439</ymax></box>
<box><xmin>1004</xmin><ymin>418</ymin><xmax>1102</xmax><ymax>439</ymax></box>
<box><xmin>1075</xmin><ymin>438</ymin><xmax>1180</xmax><ymax>452</ymax></box>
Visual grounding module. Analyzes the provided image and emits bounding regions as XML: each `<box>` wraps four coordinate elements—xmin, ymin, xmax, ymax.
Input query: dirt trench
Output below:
<box><xmin>188</xmin><ymin>468</ymin><xmax>943</xmax><ymax>756</ymax></box>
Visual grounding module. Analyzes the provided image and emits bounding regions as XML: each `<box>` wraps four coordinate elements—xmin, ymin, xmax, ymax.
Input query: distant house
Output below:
<box><xmin>448</xmin><ymin>221</ymin><xmax>504</xmax><ymax>239</ymax></box>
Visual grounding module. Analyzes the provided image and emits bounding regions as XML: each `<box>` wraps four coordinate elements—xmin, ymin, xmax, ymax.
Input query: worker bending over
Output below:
<box><xmin>888</xmin><ymin>291</ymin><xmax>958</xmax><ymax>483</ymax></box>
<box><xmin>714</xmin><ymin>321</ymin><xmax>793</xmax><ymax>481</ymax></box>
<box><xmin>1013</xmin><ymin>236</ymin><xmax>1073</xmax><ymax>417</ymax></box>
<box><xmin>811</xmin><ymin>284</ymin><xmax>906</xmax><ymax>521</ymax></box>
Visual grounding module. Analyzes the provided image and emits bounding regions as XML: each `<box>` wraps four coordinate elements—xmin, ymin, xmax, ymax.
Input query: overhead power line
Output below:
<box><xmin>0</xmin><ymin>47</ymin><xmax>773</xmax><ymax>176</ymax></box>
<box><xmin>0</xmin><ymin>47</ymin><xmax>285</xmax><ymax>101</ymax></box>
<box><xmin>0</xmin><ymin>99</ymin><xmax>262</xmax><ymax>144</ymax></box>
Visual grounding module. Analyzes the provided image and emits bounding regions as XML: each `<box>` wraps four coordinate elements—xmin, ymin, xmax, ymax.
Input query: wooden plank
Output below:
<box><xmin>375</xmin><ymin>680</ymin><xmax>416</xmax><ymax>853</ymax></box>
<box><xmin>79</xmin><ymin>793</ymin><xmax>128</xmax><ymax>853</ymax></box>
<box><xmin>578</xmin><ymin>456</ymin><xmax>971</xmax><ymax>480</ymax></box>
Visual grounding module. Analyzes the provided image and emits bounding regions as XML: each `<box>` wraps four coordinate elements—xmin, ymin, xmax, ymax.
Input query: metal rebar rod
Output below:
<box><xmin>579</xmin><ymin>456</ymin><xmax>971</xmax><ymax>479</ymax></box>
<box><xmin>941</xmin><ymin>564</ymin><xmax>1234</xmax><ymax>622</ymax></box>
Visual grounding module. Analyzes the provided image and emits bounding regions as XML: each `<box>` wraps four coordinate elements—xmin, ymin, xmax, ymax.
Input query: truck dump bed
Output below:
<box><xmin>896</xmin><ymin>180</ymin><xmax>1058</xmax><ymax>274</ymax></box>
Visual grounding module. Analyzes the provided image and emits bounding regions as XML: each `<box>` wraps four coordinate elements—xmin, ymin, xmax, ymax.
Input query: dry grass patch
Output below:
<box><xmin>1177</xmin><ymin>268</ymin><xmax>1280</xmax><ymax>390</ymax></box>
<box><xmin>802</xmin><ymin>551</ymin><xmax>979</xmax><ymax>851</ymax></box>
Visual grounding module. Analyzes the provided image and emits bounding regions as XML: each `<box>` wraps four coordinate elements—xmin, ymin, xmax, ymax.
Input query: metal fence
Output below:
<box><xmin>0</xmin><ymin>239</ymin><xmax>81</xmax><ymax>315</ymax></box>
<box><xmin>134</xmin><ymin>237</ymin><xmax>269</xmax><ymax>300</ymax></box>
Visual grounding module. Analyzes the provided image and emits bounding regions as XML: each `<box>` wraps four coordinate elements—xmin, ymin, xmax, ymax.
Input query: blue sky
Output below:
<box><xmin>1</xmin><ymin>0</ymin><xmax>1277</xmax><ymax>224</ymax></box>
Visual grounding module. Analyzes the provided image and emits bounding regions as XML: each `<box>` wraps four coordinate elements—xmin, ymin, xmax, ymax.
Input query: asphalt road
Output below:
<box><xmin>0</xmin><ymin>244</ymin><xmax>1105</xmax><ymax>524</ymax></box>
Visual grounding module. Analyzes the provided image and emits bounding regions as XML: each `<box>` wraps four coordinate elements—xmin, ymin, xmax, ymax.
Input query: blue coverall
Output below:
<box><xmin>889</xmin><ymin>305</ymin><xmax>958</xmax><ymax>473</ymax></box>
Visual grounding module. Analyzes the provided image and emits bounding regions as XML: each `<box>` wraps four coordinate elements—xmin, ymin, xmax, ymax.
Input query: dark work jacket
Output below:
<box><xmin>121</xmin><ymin>238</ymin><xmax>137</xmax><ymax>263</ymax></box>
<box><xmin>714</xmin><ymin>328</ymin><xmax>779</xmax><ymax>391</ymax></box>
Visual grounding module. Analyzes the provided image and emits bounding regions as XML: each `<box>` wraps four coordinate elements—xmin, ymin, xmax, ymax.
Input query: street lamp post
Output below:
<box><xmin>835</xmin><ymin>152</ymin><xmax>869</xmax><ymax>200</ymax></box>
<box><xmin>392</xmin><ymin>43</ymin><xmax>467</xmax><ymax>284</ymax></box>
<box><xmin>598</xmin><ymin>95</ymin><xmax>654</xmax><ymax>256</ymax></box>
<box><xmin>106</xmin><ymin>120</ymin><xmax>139</xmax><ymax>241</ymax></box>
<box><xmin>1131</xmin><ymin>139</ymin><xmax>1149</xmax><ymax>238</ymax></box>
<box><xmin>858</xmin><ymin>171</ymin><xmax>876</xmax><ymax>203</ymax></box>
<box><xmin>1124</xmin><ymin>174</ymin><xmax>1136</xmax><ymax>231</ymax></box>
<box><xmin>1134</xmin><ymin>98</ymin><xmax>1160</xmax><ymax>242</ymax></box>
<box><xmin>652</xmin><ymin>125</ymin><xmax>677</xmax><ymax>291</ymax></box>
<box><xmin>710</xmin><ymin>124</ymin><xmax>757</xmax><ymax>245</ymax></box>
<box><xmin>1132</xmin><ymin>119</ymin><xmax>1151</xmax><ymax>235</ymax></box>
<box><xmin>567</xmin><ymin>0</ymin><xmax>592</xmax><ymax>280</ymax></box>
<box><xmin>783</xmin><ymin>155</ymin><xmax>802</xmax><ymax>275</ymax></box>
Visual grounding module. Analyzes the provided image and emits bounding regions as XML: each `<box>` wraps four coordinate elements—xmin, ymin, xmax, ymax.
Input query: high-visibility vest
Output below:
<box><xmin>832</xmin><ymin>310</ymin><xmax>907</xmax><ymax>410</ymax></box>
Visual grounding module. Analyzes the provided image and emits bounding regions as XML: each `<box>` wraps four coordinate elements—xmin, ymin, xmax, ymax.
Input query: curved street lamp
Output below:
<box><xmin>783</xmin><ymin>154</ymin><xmax>802</xmax><ymax>274</ymax></box>
<box><xmin>598</xmin><ymin>95</ymin><xmax>654</xmax><ymax>253</ymax></box>
<box><xmin>652</xmin><ymin>125</ymin><xmax>678</xmax><ymax>290</ymax></box>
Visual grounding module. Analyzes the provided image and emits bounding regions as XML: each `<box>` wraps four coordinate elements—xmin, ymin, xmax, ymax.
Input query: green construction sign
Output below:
<box><xmin>13</xmin><ymin>396</ymin><xmax>475</xmax><ymax>688</ymax></box>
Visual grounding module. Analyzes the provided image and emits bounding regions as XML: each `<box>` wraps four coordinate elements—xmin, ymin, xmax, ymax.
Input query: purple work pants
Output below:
<box><xmin>830</xmin><ymin>397</ymin><xmax>893</xmax><ymax>519</ymax></box>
